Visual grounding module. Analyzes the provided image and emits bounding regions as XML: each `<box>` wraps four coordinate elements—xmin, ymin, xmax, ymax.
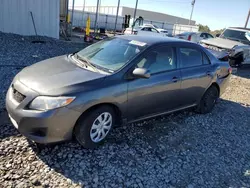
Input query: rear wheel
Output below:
<box><xmin>74</xmin><ymin>106</ymin><xmax>115</xmax><ymax>148</ymax></box>
<box><xmin>196</xmin><ymin>85</ymin><xmax>219</xmax><ymax>114</ymax></box>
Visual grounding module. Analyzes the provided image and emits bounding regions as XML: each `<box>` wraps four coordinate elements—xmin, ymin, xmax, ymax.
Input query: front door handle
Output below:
<box><xmin>172</xmin><ymin>76</ymin><xmax>179</xmax><ymax>82</ymax></box>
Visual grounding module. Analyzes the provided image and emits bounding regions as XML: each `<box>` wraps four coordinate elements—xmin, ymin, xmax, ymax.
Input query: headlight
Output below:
<box><xmin>29</xmin><ymin>96</ymin><xmax>75</xmax><ymax>111</ymax></box>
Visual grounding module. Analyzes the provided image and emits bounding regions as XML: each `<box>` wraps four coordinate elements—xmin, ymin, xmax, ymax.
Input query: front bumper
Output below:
<box><xmin>6</xmin><ymin>80</ymin><xmax>81</xmax><ymax>144</ymax></box>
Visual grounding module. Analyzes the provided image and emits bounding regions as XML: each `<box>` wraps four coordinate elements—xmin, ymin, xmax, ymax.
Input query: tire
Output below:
<box><xmin>196</xmin><ymin>85</ymin><xmax>219</xmax><ymax>114</ymax></box>
<box><xmin>74</xmin><ymin>106</ymin><xmax>115</xmax><ymax>149</ymax></box>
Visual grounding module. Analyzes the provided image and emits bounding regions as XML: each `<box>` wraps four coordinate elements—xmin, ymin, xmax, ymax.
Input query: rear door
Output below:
<box><xmin>127</xmin><ymin>45</ymin><xmax>181</xmax><ymax>120</ymax></box>
<box><xmin>177</xmin><ymin>45</ymin><xmax>213</xmax><ymax>106</ymax></box>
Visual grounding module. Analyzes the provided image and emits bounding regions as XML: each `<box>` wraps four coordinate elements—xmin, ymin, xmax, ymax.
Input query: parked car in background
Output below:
<box><xmin>200</xmin><ymin>27</ymin><xmax>250</xmax><ymax>67</ymax></box>
<box><xmin>174</xmin><ymin>32</ymin><xmax>214</xmax><ymax>43</ymax></box>
<box><xmin>124</xmin><ymin>26</ymin><xmax>168</xmax><ymax>37</ymax></box>
<box><xmin>6</xmin><ymin>35</ymin><xmax>231</xmax><ymax>148</ymax></box>
<box><xmin>143</xmin><ymin>24</ymin><xmax>168</xmax><ymax>34</ymax></box>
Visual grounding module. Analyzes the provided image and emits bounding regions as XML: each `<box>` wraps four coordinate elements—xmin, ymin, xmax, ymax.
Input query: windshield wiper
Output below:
<box><xmin>75</xmin><ymin>54</ymin><xmax>100</xmax><ymax>73</ymax></box>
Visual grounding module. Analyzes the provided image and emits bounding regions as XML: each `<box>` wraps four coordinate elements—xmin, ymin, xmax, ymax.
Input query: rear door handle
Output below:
<box><xmin>206</xmin><ymin>71</ymin><xmax>211</xmax><ymax>76</ymax></box>
<box><xmin>172</xmin><ymin>76</ymin><xmax>179</xmax><ymax>82</ymax></box>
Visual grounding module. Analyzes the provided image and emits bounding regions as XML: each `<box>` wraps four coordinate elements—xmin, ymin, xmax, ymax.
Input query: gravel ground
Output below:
<box><xmin>1</xmin><ymin>32</ymin><xmax>250</xmax><ymax>187</ymax></box>
<box><xmin>0</xmin><ymin>32</ymin><xmax>87</xmax><ymax>110</ymax></box>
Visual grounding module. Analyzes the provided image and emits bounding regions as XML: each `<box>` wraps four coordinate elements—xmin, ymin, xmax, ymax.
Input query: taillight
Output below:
<box><xmin>187</xmin><ymin>35</ymin><xmax>191</xmax><ymax>41</ymax></box>
<box><xmin>228</xmin><ymin>67</ymin><xmax>232</xmax><ymax>74</ymax></box>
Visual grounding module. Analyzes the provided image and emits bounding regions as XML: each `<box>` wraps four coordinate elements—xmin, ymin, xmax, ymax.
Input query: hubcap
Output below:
<box><xmin>90</xmin><ymin>112</ymin><xmax>112</xmax><ymax>143</ymax></box>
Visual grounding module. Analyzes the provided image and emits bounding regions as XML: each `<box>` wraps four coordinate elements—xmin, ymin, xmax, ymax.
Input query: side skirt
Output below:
<box><xmin>122</xmin><ymin>104</ymin><xmax>197</xmax><ymax>125</ymax></box>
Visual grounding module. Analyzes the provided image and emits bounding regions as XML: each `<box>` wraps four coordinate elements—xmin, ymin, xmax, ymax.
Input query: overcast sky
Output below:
<box><xmin>68</xmin><ymin>0</ymin><xmax>250</xmax><ymax>30</ymax></box>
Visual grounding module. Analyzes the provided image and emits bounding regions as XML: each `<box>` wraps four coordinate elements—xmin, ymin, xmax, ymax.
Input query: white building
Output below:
<box><xmin>0</xmin><ymin>0</ymin><xmax>61</xmax><ymax>38</ymax></box>
<box><xmin>83</xmin><ymin>6</ymin><xmax>196</xmax><ymax>25</ymax></box>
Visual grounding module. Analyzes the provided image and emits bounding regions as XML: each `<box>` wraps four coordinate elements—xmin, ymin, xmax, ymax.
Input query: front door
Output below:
<box><xmin>127</xmin><ymin>45</ymin><xmax>181</xmax><ymax>121</ymax></box>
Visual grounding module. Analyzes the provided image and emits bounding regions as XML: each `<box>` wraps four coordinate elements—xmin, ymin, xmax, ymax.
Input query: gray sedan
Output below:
<box><xmin>6</xmin><ymin>35</ymin><xmax>231</xmax><ymax>148</ymax></box>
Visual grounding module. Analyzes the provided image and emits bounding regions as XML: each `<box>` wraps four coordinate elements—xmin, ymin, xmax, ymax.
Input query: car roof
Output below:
<box><xmin>228</xmin><ymin>27</ymin><xmax>250</xmax><ymax>32</ymax></box>
<box><xmin>116</xmin><ymin>35</ymin><xmax>190</xmax><ymax>45</ymax></box>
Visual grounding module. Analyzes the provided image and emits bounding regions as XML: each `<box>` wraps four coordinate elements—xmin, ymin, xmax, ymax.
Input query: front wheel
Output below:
<box><xmin>74</xmin><ymin>106</ymin><xmax>115</xmax><ymax>148</ymax></box>
<box><xmin>196</xmin><ymin>85</ymin><xmax>219</xmax><ymax>114</ymax></box>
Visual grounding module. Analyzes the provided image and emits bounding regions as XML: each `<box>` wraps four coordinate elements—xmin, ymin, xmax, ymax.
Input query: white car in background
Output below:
<box><xmin>143</xmin><ymin>24</ymin><xmax>168</xmax><ymax>34</ymax></box>
<box><xmin>174</xmin><ymin>32</ymin><xmax>214</xmax><ymax>43</ymax></box>
<box><xmin>124</xmin><ymin>25</ymin><xmax>168</xmax><ymax>37</ymax></box>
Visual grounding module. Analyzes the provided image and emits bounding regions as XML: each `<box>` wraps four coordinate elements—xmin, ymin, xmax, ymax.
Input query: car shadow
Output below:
<box><xmin>233</xmin><ymin>65</ymin><xmax>250</xmax><ymax>79</ymax></box>
<box><xmin>26</xmin><ymin>99</ymin><xmax>250</xmax><ymax>187</ymax></box>
<box><xmin>0</xmin><ymin>109</ymin><xmax>20</xmax><ymax>139</ymax></box>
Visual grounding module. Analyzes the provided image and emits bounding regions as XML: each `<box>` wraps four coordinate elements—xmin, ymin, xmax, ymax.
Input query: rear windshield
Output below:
<box><xmin>77</xmin><ymin>37</ymin><xmax>147</xmax><ymax>72</ymax></box>
<box><xmin>220</xmin><ymin>29</ymin><xmax>250</xmax><ymax>45</ymax></box>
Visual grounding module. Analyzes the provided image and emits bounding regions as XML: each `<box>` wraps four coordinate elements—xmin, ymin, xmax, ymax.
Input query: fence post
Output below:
<box><xmin>105</xmin><ymin>15</ymin><xmax>108</xmax><ymax>30</ymax></box>
<box><xmin>162</xmin><ymin>22</ymin><xmax>164</xmax><ymax>29</ymax></box>
<box><xmin>150</xmin><ymin>21</ymin><xmax>152</xmax><ymax>24</ymax></box>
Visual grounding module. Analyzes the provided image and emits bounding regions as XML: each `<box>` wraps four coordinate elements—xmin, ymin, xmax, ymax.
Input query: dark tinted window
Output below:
<box><xmin>179</xmin><ymin>48</ymin><xmax>203</xmax><ymax>68</ymax></box>
<box><xmin>200</xmin><ymin>33</ymin><xmax>206</xmax><ymax>38</ymax></box>
<box><xmin>137</xmin><ymin>46</ymin><xmax>176</xmax><ymax>74</ymax></box>
<box><xmin>206</xmin><ymin>33</ymin><xmax>214</xmax><ymax>38</ymax></box>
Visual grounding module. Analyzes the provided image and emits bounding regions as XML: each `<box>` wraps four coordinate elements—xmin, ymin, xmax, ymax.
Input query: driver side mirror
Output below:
<box><xmin>132</xmin><ymin>68</ymin><xmax>151</xmax><ymax>79</ymax></box>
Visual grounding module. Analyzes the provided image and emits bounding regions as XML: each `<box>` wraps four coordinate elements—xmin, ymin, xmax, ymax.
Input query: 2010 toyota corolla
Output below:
<box><xmin>6</xmin><ymin>35</ymin><xmax>231</xmax><ymax>148</ymax></box>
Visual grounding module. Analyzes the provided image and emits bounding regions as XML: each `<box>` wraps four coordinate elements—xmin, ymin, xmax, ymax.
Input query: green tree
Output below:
<box><xmin>197</xmin><ymin>24</ymin><xmax>211</xmax><ymax>33</ymax></box>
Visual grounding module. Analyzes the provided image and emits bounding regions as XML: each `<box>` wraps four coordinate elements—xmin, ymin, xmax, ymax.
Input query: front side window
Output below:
<box><xmin>179</xmin><ymin>48</ymin><xmax>203</xmax><ymax>68</ymax></box>
<box><xmin>76</xmin><ymin>38</ymin><xmax>147</xmax><ymax>72</ymax></box>
<box><xmin>137</xmin><ymin>46</ymin><xmax>176</xmax><ymax>74</ymax></box>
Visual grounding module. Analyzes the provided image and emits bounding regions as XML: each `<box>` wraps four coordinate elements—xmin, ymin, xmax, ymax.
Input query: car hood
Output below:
<box><xmin>16</xmin><ymin>55</ymin><xmax>106</xmax><ymax>95</ymax></box>
<box><xmin>201</xmin><ymin>37</ymin><xmax>244</xmax><ymax>49</ymax></box>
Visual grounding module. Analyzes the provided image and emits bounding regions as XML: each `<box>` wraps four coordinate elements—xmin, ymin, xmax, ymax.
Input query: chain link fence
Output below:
<box><xmin>69</xmin><ymin>10</ymin><xmax>198</xmax><ymax>35</ymax></box>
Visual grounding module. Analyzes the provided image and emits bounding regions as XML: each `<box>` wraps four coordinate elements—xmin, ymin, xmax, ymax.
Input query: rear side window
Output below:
<box><xmin>179</xmin><ymin>48</ymin><xmax>203</xmax><ymax>68</ymax></box>
<box><xmin>206</xmin><ymin>33</ymin><xmax>214</xmax><ymax>38</ymax></box>
<box><xmin>200</xmin><ymin>33</ymin><xmax>206</xmax><ymax>38</ymax></box>
<box><xmin>203</xmin><ymin>53</ymin><xmax>211</xmax><ymax>64</ymax></box>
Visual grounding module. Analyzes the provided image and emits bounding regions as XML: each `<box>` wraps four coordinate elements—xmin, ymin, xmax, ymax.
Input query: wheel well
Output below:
<box><xmin>76</xmin><ymin>103</ymin><xmax>122</xmax><ymax>126</ymax></box>
<box><xmin>211</xmin><ymin>82</ymin><xmax>220</xmax><ymax>96</ymax></box>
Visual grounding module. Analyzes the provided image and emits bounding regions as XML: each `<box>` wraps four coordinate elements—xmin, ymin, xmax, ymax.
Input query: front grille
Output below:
<box><xmin>206</xmin><ymin>45</ymin><xmax>225</xmax><ymax>52</ymax></box>
<box><xmin>12</xmin><ymin>87</ymin><xmax>26</xmax><ymax>103</ymax></box>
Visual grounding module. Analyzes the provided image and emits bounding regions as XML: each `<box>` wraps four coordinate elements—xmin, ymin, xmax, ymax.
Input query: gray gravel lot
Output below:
<box><xmin>0</xmin><ymin>32</ymin><xmax>87</xmax><ymax>110</ymax></box>
<box><xmin>0</xmin><ymin>32</ymin><xmax>250</xmax><ymax>188</ymax></box>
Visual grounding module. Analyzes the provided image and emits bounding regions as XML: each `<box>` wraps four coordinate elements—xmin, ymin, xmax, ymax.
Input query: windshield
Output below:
<box><xmin>220</xmin><ymin>29</ymin><xmax>250</xmax><ymax>44</ymax></box>
<box><xmin>77</xmin><ymin>37</ymin><xmax>147</xmax><ymax>72</ymax></box>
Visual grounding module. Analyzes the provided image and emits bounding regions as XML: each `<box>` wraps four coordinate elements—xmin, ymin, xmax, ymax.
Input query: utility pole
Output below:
<box><xmin>133</xmin><ymin>0</ymin><xmax>139</xmax><ymax>22</ymax></box>
<box><xmin>94</xmin><ymin>0</ymin><xmax>100</xmax><ymax>34</ymax></box>
<box><xmin>189</xmin><ymin>0</ymin><xmax>195</xmax><ymax>25</ymax></box>
<box><xmin>114</xmin><ymin>0</ymin><xmax>121</xmax><ymax>35</ymax></box>
<box><xmin>132</xmin><ymin>0</ymin><xmax>138</xmax><ymax>34</ymax></box>
<box><xmin>244</xmin><ymin>9</ymin><xmax>250</xmax><ymax>28</ymax></box>
<box><xmin>82</xmin><ymin>0</ymin><xmax>86</xmax><ymax>25</ymax></box>
<box><xmin>70</xmin><ymin>0</ymin><xmax>75</xmax><ymax>36</ymax></box>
